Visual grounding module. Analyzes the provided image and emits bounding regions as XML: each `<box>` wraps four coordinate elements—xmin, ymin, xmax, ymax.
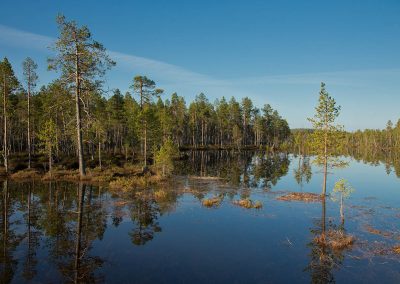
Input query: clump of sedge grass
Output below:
<box><xmin>109</xmin><ymin>173</ymin><xmax>166</xmax><ymax>191</ymax></box>
<box><xmin>392</xmin><ymin>245</ymin><xmax>400</xmax><ymax>254</ymax></box>
<box><xmin>202</xmin><ymin>197</ymin><xmax>222</xmax><ymax>208</ymax></box>
<box><xmin>253</xmin><ymin>200</ymin><xmax>263</xmax><ymax>209</ymax></box>
<box><xmin>109</xmin><ymin>176</ymin><xmax>146</xmax><ymax>191</ymax></box>
<box><xmin>232</xmin><ymin>198</ymin><xmax>263</xmax><ymax>209</ymax></box>
<box><xmin>42</xmin><ymin>169</ymin><xmax>80</xmax><ymax>181</ymax></box>
<box><xmin>277</xmin><ymin>192</ymin><xmax>322</xmax><ymax>202</ymax></box>
<box><xmin>10</xmin><ymin>168</ymin><xmax>41</xmax><ymax>180</ymax></box>
<box><xmin>314</xmin><ymin>229</ymin><xmax>355</xmax><ymax>250</ymax></box>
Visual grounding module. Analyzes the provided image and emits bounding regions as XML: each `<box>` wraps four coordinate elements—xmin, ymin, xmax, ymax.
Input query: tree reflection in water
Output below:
<box><xmin>306</xmin><ymin>195</ymin><xmax>354</xmax><ymax>284</ymax></box>
<box><xmin>129</xmin><ymin>196</ymin><xmax>162</xmax><ymax>246</ymax></box>
<box><xmin>0</xmin><ymin>152</ymin><xmax>370</xmax><ymax>283</ymax></box>
<box><xmin>176</xmin><ymin>150</ymin><xmax>290</xmax><ymax>189</ymax></box>
<box><xmin>294</xmin><ymin>155</ymin><xmax>312</xmax><ymax>190</ymax></box>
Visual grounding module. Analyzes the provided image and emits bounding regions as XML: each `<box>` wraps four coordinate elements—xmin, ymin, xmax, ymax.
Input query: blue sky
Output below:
<box><xmin>0</xmin><ymin>0</ymin><xmax>399</xmax><ymax>130</ymax></box>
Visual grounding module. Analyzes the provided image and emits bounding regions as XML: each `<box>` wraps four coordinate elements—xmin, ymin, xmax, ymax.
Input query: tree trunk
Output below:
<box><xmin>98</xmin><ymin>141</ymin><xmax>102</xmax><ymax>170</ymax></box>
<box><xmin>144</xmin><ymin>121</ymin><xmax>147</xmax><ymax>167</ymax></box>
<box><xmin>3</xmin><ymin>74</ymin><xmax>8</xmax><ymax>173</ymax></box>
<box><xmin>74</xmin><ymin>183</ymin><xmax>85</xmax><ymax>283</ymax></box>
<box><xmin>322</xmin><ymin>117</ymin><xmax>328</xmax><ymax>196</ymax></box>
<box><xmin>27</xmin><ymin>75</ymin><xmax>31</xmax><ymax>169</ymax></box>
<box><xmin>75</xmin><ymin>43</ymin><xmax>86</xmax><ymax>178</ymax></box>
<box><xmin>340</xmin><ymin>194</ymin><xmax>344</xmax><ymax>226</ymax></box>
<box><xmin>49</xmin><ymin>147</ymin><xmax>52</xmax><ymax>175</ymax></box>
<box><xmin>201</xmin><ymin>120</ymin><xmax>204</xmax><ymax>146</ymax></box>
<box><xmin>322</xmin><ymin>195</ymin><xmax>326</xmax><ymax>237</ymax></box>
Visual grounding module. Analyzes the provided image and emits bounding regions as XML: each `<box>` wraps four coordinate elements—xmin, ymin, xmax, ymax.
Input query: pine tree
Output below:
<box><xmin>37</xmin><ymin>120</ymin><xmax>58</xmax><ymax>174</ymax></box>
<box><xmin>154</xmin><ymin>138</ymin><xmax>179</xmax><ymax>176</ymax></box>
<box><xmin>22</xmin><ymin>57</ymin><xmax>38</xmax><ymax>169</ymax></box>
<box><xmin>308</xmin><ymin>82</ymin><xmax>346</xmax><ymax>195</ymax></box>
<box><xmin>131</xmin><ymin>76</ymin><xmax>163</xmax><ymax>167</ymax></box>
<box><xmin>0</xmin><ymin>58</ymin><xmax>19</xmax><ymax>173</ymax></box>
<box><xmin>48</xmin><ymin>14</ymin><xmax>115</xmax><ymax>178</ymax></box>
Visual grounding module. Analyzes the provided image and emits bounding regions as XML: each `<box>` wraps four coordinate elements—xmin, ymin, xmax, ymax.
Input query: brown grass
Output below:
<box><xmin>10</xmin><ymin>169</ymin><xmax>41</xmax><ymax>180</ymax></box>
<box><xmin>393</xmin><ymin>245</ymin><xmax>400</xmax><ymax>254</ymax></box>
<box><xmin>277</xmin><ymin>192</ymin><xmax>323</xmax><ymax>202</ymax></box>
<box><xmin>202</xmin><ymin>197</ymin><xmax>222</xmax><ymax>208</ymax></box>
<box><xmin>232</xmin><ymin>198</ymin><xmax>263</xmax><ymax>209</ymax></box>
<box><xmin>42</xmin><ymin>169</ymin><xmax>80</xmax><ymax>181</ymax></box>
<box><xmin>109</xmin><ymin>174</ymin><xmax>166</xmax><ymax>191</ymax></box>
<box><xmin>314</xmin><ymin>229</ymin><xmax>355</xmax><ymax>250</ymax></box>
<box><xmin>253</xmin><ymin>200</ymin><xmax>263</xmax><ymax>209</ymax></box>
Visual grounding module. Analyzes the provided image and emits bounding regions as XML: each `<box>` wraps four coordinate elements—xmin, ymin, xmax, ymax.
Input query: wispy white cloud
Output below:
<box><xmin>0</xmin><ymin>24</ymin><xmax>53</xmax><ymax>51</ymax></box>
<box><xmin>1</xmin><ymin>24</ymin><xmax>400</xmax><ymax>130</ymax></box>
<box><xmin>0</xmin><ymin>24</ymin><xmax>226</xmax><ymax>86</ymax></box>
<box><xmin>1</xmin><ymin>24</ymin><xmax>398</xmax><ymax>92</ymax></box>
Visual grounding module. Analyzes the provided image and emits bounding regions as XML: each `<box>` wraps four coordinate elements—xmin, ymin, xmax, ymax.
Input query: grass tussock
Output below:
<box><xmin>42</xmin><ymin>169</ymin><xmax>80</xmax><ymax>181</ymax></box>
<box><xmin>314</xmin><ymin>230</ymin><xmax>355</xmax><ymax>250</ymax></box>
<box><xmin>10</xmin><ymin>168</ymin><xmax>42</xmax><ymax>180</ymax></box>
<box><xmin>109</xmin><ymin>173</ymin><xmax>166</xmax><ymax>191</ymax></box>
<box><xmin>202</xmin><ymin>197</ymin><xmax>222</xmax><ymax>208</ymax></box>
<box><xmin>277</xmin><ymin>192</ymin><xmax>322</xmax><ymax>202</ymax></box>
<box><xmin>87</xmin><ymin>166</ymin><xmax>125</xmax><ymax>182</ymax></box>
<box><xmin>232</xmin><ymin>198</ymin><xmax>263</xmax><ymax>209</ymax></box>
<box><xmin>393</xmin><ymin>245</ymin><xmax>400</xmax><ymax>254</ymax></box>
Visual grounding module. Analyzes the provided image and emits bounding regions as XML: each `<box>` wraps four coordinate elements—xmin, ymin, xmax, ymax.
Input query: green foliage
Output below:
<box><xmin>22</xmin><ymin>57</ymin><xmax>38</xmax><ymax>90</ymax></box>
<box><xmin>48</xmin><ymin>14</ymin><xmax>115</xmax><ymax>83</ymax></box>
<box><xmin>37</xmin><ymin>120</ymin><xmax>58</xmax><ymax>155</ymax></box>
<box><xmin>154</xmin><ymin>138</ymin><xmax>179</xmax><ymax>176</ymax></box>
<box><xmin>331</xmin><ymin>179</ymin><xmax>354</xmax><ymax>201</ymax></box>
<box><xmin>308</xmin><ymin>82</ymin><xmax>347</xmax><ymax>168</ymax></box>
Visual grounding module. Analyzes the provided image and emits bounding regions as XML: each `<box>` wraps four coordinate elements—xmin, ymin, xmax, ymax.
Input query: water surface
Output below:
<box><xmin>2</xmin><ymin>152</ymin><xmax>400</xmax><ymax>283</ymax></box>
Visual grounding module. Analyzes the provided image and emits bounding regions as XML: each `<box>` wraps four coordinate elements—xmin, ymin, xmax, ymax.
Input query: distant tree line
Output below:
<box><xmin>0</xmin><ymin>15</ymin><xmax>290</xmax><ymax>177</ymax></box>
<box><xmin>292</xmin><ymin>119</ymin><xmax>400</xmax><ymax>155</ymax></box>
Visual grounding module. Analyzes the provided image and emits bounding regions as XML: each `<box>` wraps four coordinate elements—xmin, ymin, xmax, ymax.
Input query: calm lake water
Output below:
<box><xmin>1</xmin><ymin>151</ymin><xmax>400</xmax><ymax>283</ymax></box>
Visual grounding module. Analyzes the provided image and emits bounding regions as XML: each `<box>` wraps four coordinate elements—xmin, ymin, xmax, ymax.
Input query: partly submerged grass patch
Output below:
<box><xmin>42</xmin><ymin>169</ymin><xmax>80</xmax><ymax>181</ymax></box>
<box><xmin>109</xmin><ymin>176</ymin><xmax>147</xmax><ymax>191</ymax></box>
<box><xmin>202</xmin><ymin>196</ymin><xmax>222</xmax><ymax>208</ymax></box>
<box><xmin>393</xmin><ymin>245</ymin><xmax>400</xmax><ymax>254</ymax></box>
<box><xmin>10</xmin><ymin>168</ymin><xmax>42</xmax><ymax>180</ymax></box>
<box><xmin>314</xmin><ymin>229</ymin><xmax>355</xmax><ymax>250</ymax></box>
<box><xmin>232</xmin><ymin>198</ymin><xmax>263</xmax><ymax>209</ymax></box>
<box><xmin>277</xmin><ymin>192</ymin><xmax>322</xmax><ymax>202</ymax></box>
<box><xmin>109</xmin><ymin>174</ymin><xmax>166</xmax><ymax>191</ymax></box>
